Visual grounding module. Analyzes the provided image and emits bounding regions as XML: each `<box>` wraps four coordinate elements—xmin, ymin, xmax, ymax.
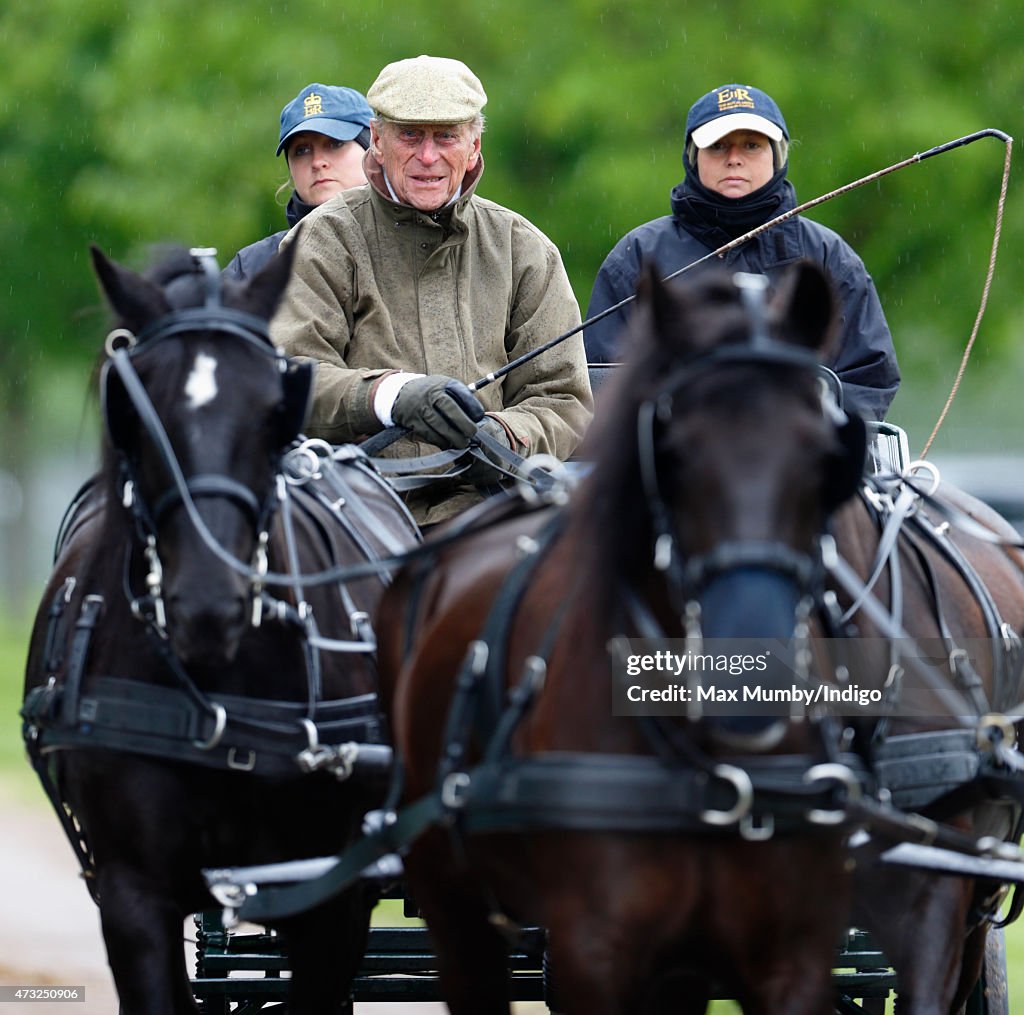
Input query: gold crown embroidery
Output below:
<box><xmin>303</xmin><ymin>93</ymin><xmax>323</xmax><ymax>117</ymax></box>
<box><xmin>717</xmin><ymin>87</ymin><xmax>755</xmax><ymax>111</ymax></box>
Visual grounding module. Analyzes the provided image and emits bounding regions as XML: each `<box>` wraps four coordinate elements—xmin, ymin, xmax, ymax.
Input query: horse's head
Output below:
<box><xmin>587</xmin><ymin>261</ymin><xmax>866</xmax><ymax>746</ymax></box>
<box><xmin>639</xmin><ymin>262</ymin><xmax>864</xmax><ymax>630</ymax></box>
<box><xmin>92</xmin><ymin>243</ymin><xmax>312</xmax><ymax>668</ymax></box>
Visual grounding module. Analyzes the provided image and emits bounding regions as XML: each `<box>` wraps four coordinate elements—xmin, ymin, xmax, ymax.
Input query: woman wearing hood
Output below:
<box><xmin>584</xmin><ymin>84</ymin><xmax>899</xmax><ymax>421</ymax></box>
<box><xmin>224</xmin><ymin>83</ymin><xmax>372</xmax><ymax>281</ymax></box>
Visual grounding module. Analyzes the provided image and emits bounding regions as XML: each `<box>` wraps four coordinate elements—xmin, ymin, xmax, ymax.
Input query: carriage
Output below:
<box><xmin>21</xmin><ymin>244</ymin><xmax>1024</xmax><ymax>1014</ymax></box>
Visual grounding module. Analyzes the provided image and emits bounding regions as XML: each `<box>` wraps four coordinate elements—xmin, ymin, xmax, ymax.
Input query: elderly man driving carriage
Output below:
<box><xmin>271</xmin><ymin>55</ymin><xmax>592</xmax><ymax>527</ymax></box>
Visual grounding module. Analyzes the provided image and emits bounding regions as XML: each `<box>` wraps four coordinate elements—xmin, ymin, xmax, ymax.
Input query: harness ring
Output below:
<box><xmin>194</xmin><ymin>704</ymin><xmax>227</xmax><ymax>751</ymax></box>
<box><xmin>700</xmin><ymin>763</ymin><xmax>754</xmax><ymax>826</ymax></box>
<box><xmin>803</xmin><ymin>763</ymin><xmax>861</xmax><ymax>825</ymax></box>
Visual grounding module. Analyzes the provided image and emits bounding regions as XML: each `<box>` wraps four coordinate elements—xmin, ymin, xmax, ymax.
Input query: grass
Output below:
<box><xmin>4</xmin><ymin>616</ymin><xmax>1024</xmax><ymax>1009</ymax></box>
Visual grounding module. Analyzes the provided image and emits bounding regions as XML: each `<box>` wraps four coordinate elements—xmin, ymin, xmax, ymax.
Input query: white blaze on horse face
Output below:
<box><xmin>185</xmin><ymin>352</ymin><xmax>219</xmax><ymax>410</ymax></box>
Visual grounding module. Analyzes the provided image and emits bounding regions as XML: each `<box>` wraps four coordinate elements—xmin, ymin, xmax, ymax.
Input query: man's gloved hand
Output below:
<box><xmin>391</xmin><ymin>374</ymin><xmax>485</xmax><ymax>449</ymax></box>
<box><xmin>462</xmin><ymin>416</ymin><xmax>514</xmax><ymax>487</ymax></box>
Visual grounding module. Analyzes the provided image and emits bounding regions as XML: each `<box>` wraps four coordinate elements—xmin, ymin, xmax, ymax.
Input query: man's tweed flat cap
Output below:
<box><xmin>368</xmin><ymin>55</ymin><xmax>487</xmax><ymax>124</ymax></box>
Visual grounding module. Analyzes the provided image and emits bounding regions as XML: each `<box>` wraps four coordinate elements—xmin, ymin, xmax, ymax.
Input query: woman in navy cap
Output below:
<box><xmin>224</xmin><ymin>83</ymin><xmax>373</xmax><ymax>281</ymax></box>
<box><xmin>585</xmin><ymin>83</ymin><xmax>900</xmax><ymax>421</ymax></box>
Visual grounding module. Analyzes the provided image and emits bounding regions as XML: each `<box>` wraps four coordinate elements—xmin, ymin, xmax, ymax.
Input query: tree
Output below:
<box><xmin>2</xmin><ymin>0</ymin><xmax>1023</xmax><ymax>450</ymax></box>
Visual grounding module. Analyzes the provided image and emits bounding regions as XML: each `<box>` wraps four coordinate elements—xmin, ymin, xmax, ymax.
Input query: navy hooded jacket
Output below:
<box><xmin>585</xmin><ymin>172</ymin><xmax>900</xmax><ymax>421</ymax></box>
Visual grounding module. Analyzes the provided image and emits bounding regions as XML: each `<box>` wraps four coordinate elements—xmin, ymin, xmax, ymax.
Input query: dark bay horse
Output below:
<box><xmin>832</xmin><ymin>469</ymin><xmax>1024</xmax><ymax>1012</ymax></box>
<box><xmin>375</xmin><ymin>262</ymin><xmax>873</xmax><ymax>1014</ymax></box>
<box><xmin>22</xmin><ymin>245</ymin><xmax>419</xmax><ymax>1013</ymax></box>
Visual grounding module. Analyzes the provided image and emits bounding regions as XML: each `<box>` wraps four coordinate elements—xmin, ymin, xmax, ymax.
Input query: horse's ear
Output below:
<box><xmin>90</xmin><ymin>245</ymin><xmax>171</xmax><ymax>333</ymax></box>
<box><xmin>770</xmin><ymin>260</ymin><xmax>837</xmax><ymax>354</ymax></box>
<box><xmin>240</xmin><ymin>228</ymin><xmax>300</xmax><ymax>322</ymax></box>
<box><xmin>634</xmin><ymin>261</ymin><xmax>691</xmax><ymax>355</ymax></box>
<box><xmin>636</xmin><ymin>262</ymin><xmax>674</xmax><ymax>332</ymax></box>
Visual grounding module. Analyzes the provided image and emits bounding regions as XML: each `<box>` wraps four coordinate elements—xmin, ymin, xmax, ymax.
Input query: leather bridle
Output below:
<box><xmin>100</xmin><ymin>250</ymin><xmax>309</xmax><ymax>634</ymax></box>
<box><xmin>635</xmin><ymin>309</ymin><xmax>848</xmax><ymax>623</ymax></box>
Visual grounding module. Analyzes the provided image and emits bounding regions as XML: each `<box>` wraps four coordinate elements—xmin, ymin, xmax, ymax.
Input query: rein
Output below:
<box><xmin>108</xmin><ymin>338</ymin><xmax>564</xmax><ymax>592</ymax></box>
<box><xmin>201</xmin><ymin>271</ymin><xmax>1024</xmax><ymax>927</ymax></box>
<box><xmin>104</xmin><ymin>338</ymin><xmax>285</xmax><ymax>611</ymax></box>
<box><xmin>358</xmin><ymin>418</ymin><xmax>560</xmax><ymax>494</ymax></box>
<box><xmin>209</xmin><ymin>479</ymin><xmax>1024</xmax><ymax>926</ymax></box>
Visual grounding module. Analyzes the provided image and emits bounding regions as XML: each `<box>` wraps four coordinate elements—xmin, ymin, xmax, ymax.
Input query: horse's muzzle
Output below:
<box><xmin>167</xmin><ymin>593</ymin><xmax>248</xmax><ymax>667</ymax></box>
<box><xmin>698</xmin><ymin>567</ymin><xmax>806</xmax><ymax>751</ymax></box>
<box><xmin>699</xmin><ymin>566</ymin><xmax>804</xmax><ymax>641</ymax></box>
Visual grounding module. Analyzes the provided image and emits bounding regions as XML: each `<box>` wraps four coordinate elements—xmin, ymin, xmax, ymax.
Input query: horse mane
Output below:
<box><xmin>144</xmin><ymin>245</ymin><xmax>212</xmax><ymax>304</ymax></box>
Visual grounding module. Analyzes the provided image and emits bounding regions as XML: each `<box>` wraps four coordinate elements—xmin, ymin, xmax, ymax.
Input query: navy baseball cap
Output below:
<box><xmin>277</xmin><ymin>84</ymin><xmax>373</xmax><ymax>156</ymax></box>
<box><xmin>686</xmin><ymin>84</ymin><xmax>788</xmax><ymax>148</ymax></box>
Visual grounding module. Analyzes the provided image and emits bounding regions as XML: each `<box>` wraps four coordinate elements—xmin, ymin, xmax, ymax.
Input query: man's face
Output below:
<box><xmin>696</xmin><ymin>129</ymin><xmax>775</xmax><ymax>198</ymax></box>
<box><xmin>371</xmin><ymin>120</ymin><xmax>481</xmax><ymax>211</ymax></box>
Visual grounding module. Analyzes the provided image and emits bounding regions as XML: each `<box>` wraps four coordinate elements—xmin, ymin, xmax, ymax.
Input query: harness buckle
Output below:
<box><xmin>700</xmin><ymin>763</ymin><xmax>754</xmax><ymax>826</ymax></box>
<box><xmin>1001</xmin><ymin>622</ymin><xmax>1022</xmax><ymax>657</ymax></box>
<box><xmin>654</xmin><ymin>533</ymin><xmax>674</xmax><ymax>572</ymax></box>
<box><xmin>251</xmin><ymin>533</ymin><xmax>269</xmax><ymax>628</ymax></box>
<box><xmin>441</xmin><ymin>771</ymin><xmax>471</xmax><ymax>811</ymax></box>
<box><xmin>739</xmin><ymin>812</ymin><xmax>775</xmax><ymax>842</ymax></box>
<box><xmin>296</xmin><ymin>740</ymin><xmax>359</xmax><ymax>781</ymax></box>
<box><xmin>803</xmin><ymin>762</ymin><xmax>861</xmax><ymax>825</ymax></box>
<box><xmin>977</xmin><ymin>713</ymin><xmax>1016</xmax><ymax>752</ymax></box>
<box><xmin>948</xmin><ymin>647</ymin><xmax>970</xmax><ymax>677</ymax></box>
<box><xmin>227</xmin><ymin>748</ymin><xmax>256</xmax><ymax>772</ymax></box>
<box><xmin>143</xmin><ymin>536</ymin><xmax>167</xmax><ymax>632</ymax></box>
<box><xmin>296</xmin><ymin>744</ymin><xmax>330</xmax><ymax>774</ymax></box>
<box><xmin>194</xmin><ymin>703</ymin><xmax>227</xmax><ymax>751</ymax></box>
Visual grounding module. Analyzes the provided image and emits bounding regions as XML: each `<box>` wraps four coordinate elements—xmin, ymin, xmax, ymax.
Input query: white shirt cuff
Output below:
<box><xmin>373</xmin><ymin>371</ymin><xmax>424</xmax><ymax>427</ymax></box>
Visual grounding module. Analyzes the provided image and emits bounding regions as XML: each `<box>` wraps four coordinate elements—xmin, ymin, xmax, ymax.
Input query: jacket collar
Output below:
<box><xmin>285</xmin><ymin>191</ymin><xmax>317</xmax><ymax>228</ymax></box>
<box><xmin>670</xmin><ymin>167</ymin><xmax>794</xmax><ymax>247</ymax></box>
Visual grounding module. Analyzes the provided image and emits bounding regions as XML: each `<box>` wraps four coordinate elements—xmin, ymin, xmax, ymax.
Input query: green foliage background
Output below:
<box><xmin>2</xmin><ymin>0</ymin><xmax>1024</xmax><ymax>456</ymax></box>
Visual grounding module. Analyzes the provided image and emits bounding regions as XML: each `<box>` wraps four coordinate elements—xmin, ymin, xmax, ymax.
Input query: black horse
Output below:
<box><xmin>22</xmin><ymin>245</ymin><xmax>419</xmax><ymax>1013</ymax></box>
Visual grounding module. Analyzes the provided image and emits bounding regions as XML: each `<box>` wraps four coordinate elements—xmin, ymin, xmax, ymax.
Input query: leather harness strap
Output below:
<box><xmin>25</xmin><ymin>672</ymin><xmax>387</xmax><ymax>780</ymax></box>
